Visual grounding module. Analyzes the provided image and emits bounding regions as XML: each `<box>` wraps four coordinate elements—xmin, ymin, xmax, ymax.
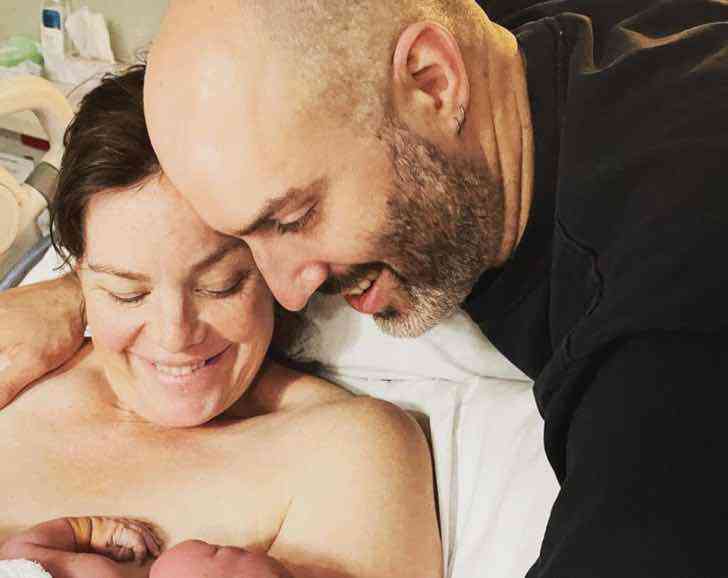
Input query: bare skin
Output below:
<box><xmin>0</xmin><ymin>516</ymin><xmax>162</xmax><ymax>577</ymax></box>
<box><xmin>0</xmin><ymin>349</ymin><xmax>441</xmax><ymax>578</ymax></box>
<box><xmin>2</xmin><ymin>515</ymin><xmax>305</xmax><ymax>578</ymax></box>
<box><xmin>1</xmin><ymin>516</ymin><xmax>299</xmax><ymax>578</ymax></box>
<box><xmin>0</xmin><ymin>275</ymin><xmax>85</xmax><ymax>409</ymax></box>
<box><xmin>0</xmin><ymin>175</ymin><xmax>441</xmax><ymax>578</ymax></box>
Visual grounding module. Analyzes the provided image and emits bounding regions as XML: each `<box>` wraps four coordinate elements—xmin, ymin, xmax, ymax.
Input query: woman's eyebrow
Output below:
<box><xmin>85</xmin><ymin>263</ymin><xmax>150</xmax><ymax>282</ymax></box>
<box><xmin>190</xmin><ymin>239</ymin><xmax>245</xmax><ymax>274</ymax></box>
<box><xmin>84</xmin><ymin>240</ymin><xmax>244</xmax><ymax>281</ymax></box>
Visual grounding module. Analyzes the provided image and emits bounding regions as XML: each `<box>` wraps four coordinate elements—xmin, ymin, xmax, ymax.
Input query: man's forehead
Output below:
<box><xmin>145</xmin><ymin>53</ymin><xmax>329</xmax><ymax>213</ymax></box>
<box><xmin>146</xmin><ymin>3</ymin><xmax>282</xmax><ymax>184</ymax></box>
<box><xmin>180</xmin><ymin>156</ymin><xmax>326</xmax><ymax>236</ymax></box>
<box><xmin>145</xmin><ymin>3</ymin><xmax>360</xmax><ymax>236</ymax></box>
<box><xmin>230</xmin><ymin>178</ymin><xmax>329</xmax><ymax>237</ymax></box>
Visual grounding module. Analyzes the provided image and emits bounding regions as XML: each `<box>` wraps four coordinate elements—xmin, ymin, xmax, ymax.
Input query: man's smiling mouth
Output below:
<box><xmin>341</xmin><ymin>269</ymin><xmax>381</xmax><ymax>296</ymax></box>
<box><xmin>343</xmin><ymin>268</ymin><xmax>400</xmax><ymax>315</ymax></box>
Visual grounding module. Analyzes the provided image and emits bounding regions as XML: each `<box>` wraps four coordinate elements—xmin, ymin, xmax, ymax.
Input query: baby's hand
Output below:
<box><xmin>70</xmin><ymin>516</ymin><xmax>163</xmax><ymax>565</ymax></box>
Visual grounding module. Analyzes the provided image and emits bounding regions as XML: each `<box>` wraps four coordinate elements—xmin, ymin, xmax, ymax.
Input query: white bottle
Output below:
<box><xmin>40</xmin><ymin>0</ymin><xmax>70</xmax><ymax>62</ymax></box>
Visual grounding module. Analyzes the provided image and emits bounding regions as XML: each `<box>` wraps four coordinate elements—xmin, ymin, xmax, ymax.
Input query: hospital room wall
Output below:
<box><xmin>0</xmin><ymin>0</ymin><xmax>168</xmax><ymax>64</ymax></box>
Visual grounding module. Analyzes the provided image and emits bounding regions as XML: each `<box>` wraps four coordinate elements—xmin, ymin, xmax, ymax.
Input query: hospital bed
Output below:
<box><xmin>0</xmin><ymin>76</ymin><xmax>558</xmax><ymax>578</ymax></box>
<box><xmin>0</xmin><ymin>76</ymin><xmax>72</xmax><ymax>291</ymax></box>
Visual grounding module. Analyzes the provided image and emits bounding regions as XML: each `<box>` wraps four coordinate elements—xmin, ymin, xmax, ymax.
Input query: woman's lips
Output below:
<box><xmin>134</xmin><ymin>346</ymin><xmax>232</xmax><ymax>387</ymax></box>
<box><xmin>153</xmin><ymin>348</ymin><xmax>228</xmax><ymax>375</ymax></box>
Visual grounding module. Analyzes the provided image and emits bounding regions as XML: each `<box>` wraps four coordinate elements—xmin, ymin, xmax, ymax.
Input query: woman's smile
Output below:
<box><xmin>131</xmin><ymin>345</ymin><xmax>234</xmax><ymax>389</ymax></box>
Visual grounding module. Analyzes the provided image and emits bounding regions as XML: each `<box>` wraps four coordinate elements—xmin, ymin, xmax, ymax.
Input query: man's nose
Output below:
<box><xmin>250</xmin><ymin>242</ymin><xmax>328</xmax><ymax>311</ymax></box>
<box><xmin>152</xmin><ymin>293</ymin><xmax>205</xmax><ymax>353</ymax></box>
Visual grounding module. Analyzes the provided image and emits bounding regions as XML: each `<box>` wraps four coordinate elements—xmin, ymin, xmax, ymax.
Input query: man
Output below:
<box><xmin>2</xmin><ymin>0</ymin><xmax>727</xmax><ymax>575</ymax></box>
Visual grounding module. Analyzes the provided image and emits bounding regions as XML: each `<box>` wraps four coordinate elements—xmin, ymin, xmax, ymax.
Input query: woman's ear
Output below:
<box><xmin>391</xmin><ymin>21</ymin><xmax>470</xmax><ymax>138</ymax></box>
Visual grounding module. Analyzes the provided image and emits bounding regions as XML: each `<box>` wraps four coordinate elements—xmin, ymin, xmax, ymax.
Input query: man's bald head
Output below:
<box><xmin>239</xmin><ymin>0</ymin><xmax>483</xmax><ymax>125</ymax></box>
<box><xmin>143</xmin><ymin>0</ymin><xmax>532</xmax><ymax>336</ymax></box>
<box><xmin>144</xmin><ymin>0</ymin><xmax>491</xmax><ymax>251</ymax></box>
<box><xmin>146</xmin><ymin>0</ymin><xmax>483</xmax><ymax>140</ymax></box>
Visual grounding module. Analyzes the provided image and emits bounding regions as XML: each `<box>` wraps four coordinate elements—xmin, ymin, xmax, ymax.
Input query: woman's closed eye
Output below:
<box><xmin>103</xmin><ymin>272</ymin><xmax>250</xmax><ymax>305</ymax></box>
<box><xmin>197</xmin><ymin>271</ymin><xmax>251</xmax><ymax>298</ymax></box>
<box><xmin>107</xmin><ymin>290</ymin><xmax>148</xmax><ymax>305</ymax></box>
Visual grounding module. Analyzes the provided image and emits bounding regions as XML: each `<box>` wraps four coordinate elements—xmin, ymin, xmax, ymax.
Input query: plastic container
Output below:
<box><xmin>40</xmin><ymin>0</ymin><xmax>70</xmax><ymax>61</ymax></box>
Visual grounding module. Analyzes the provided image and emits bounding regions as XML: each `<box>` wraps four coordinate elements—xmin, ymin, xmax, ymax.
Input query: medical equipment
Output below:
<box><xmin>41</xmin><ymin>0</ymin><xmax>71</xmax><ymax>61</ymax></box>
<box><xmin>0</xmin><ymin>76</ymin><xmax>73</xmax><ymax>290</ymax></box>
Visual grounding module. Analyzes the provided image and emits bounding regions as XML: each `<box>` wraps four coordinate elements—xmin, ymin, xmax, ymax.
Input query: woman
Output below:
<box><xmin>0</xmin><ymin>66</ymin><xmax>442</xmax><ymax>578</ymax></box>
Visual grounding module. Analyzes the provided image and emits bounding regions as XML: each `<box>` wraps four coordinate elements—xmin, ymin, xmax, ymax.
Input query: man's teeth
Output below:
<box><xmin>154</xmin><ymin>360</ymin><xmax>206</xmax><ymax>376</ymax></box>
<box><xmin>345</xmin><ymin>271</ymin><xmax>381</xmax><ymax>296</ymax></box>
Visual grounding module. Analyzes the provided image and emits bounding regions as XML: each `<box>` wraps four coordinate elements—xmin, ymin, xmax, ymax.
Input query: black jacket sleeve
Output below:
<box><xmin>528</xmin><ymin>330</ymin><xmax>728</xmax><ymax>577</ymax></box>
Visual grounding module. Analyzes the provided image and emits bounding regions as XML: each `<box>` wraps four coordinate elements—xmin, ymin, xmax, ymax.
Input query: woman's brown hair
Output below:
<box><xmin>49</xmin><ymin>65</ymin><xmax>310</xmax><ymax>364</ymax></box>
<box><xmin>51</xmin><ymin>64</ymin><xmax>160</xmax><ymax>263</ymax></box>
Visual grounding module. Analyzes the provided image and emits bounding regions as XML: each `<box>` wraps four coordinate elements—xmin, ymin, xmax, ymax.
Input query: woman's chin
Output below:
<box><xmin>118</xmin><ymin>345</ymin><xmax>246</xmax><ymax>426</ymax></box>
<box><xmin>142</xmin><ymin>396</ymin><xmax>226</xmax><ymax>428</ymax></box>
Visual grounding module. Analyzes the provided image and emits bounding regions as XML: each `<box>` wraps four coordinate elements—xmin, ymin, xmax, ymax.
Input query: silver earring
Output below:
<box><xmin>454</xmin><ymin>104</ymin><xmax>466</xmax><ymax>135</ymax></box>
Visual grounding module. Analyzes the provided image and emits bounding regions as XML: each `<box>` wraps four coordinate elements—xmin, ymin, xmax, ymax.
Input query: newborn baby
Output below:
<box><xmin>150</xmin><ymin>539</ymin><xmax>292</xmax><ymax>578</ymax></box>
<box><xmin>0</xmin><ymin>517</ymin><xmax>291</xmax><ymax>578</ymax></box>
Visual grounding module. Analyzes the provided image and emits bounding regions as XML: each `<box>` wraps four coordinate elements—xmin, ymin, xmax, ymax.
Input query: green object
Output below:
<box><xmin>0</xmin><ymin>36</ymin><xmax>43</xmax><ymax>67</ymax></box>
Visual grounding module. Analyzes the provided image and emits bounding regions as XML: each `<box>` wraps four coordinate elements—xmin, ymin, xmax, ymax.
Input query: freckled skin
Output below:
<box><xmin>79</xmin><ymin>174</ymin><xmax>275</xmax><ymax>428</ymax></box>
<box><xmin>0</xmin><ymin>354</ymin><xmax>10</xmax><ymax>375</ymax></box>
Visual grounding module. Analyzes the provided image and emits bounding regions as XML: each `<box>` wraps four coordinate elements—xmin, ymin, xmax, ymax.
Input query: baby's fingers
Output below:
<box><xmin>90</xmin><ymin>517</ymin><xmax>163</xmax><ymax>564</ymax></box>
<box><xmin>138</xmin><ymin>523</ymin><xmax>163</xmax><ymax>558</ymax></box>
<box><xmin>111</xmin><ymin>520</ymin><xmax>161</xmax><ymax>564</ymax></box>
<box><xmin>105</xmin><ymin>545</ymin><xmax>135</xmax><ymax>562</ymax></box>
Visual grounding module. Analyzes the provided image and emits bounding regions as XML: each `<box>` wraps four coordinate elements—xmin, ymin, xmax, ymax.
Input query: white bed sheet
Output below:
<box><xmin>291</xmin><ymin>295</ymin><xmax>559</xmax><ymax>578</ymax></box>
<box><xmin>20</xmin><ymin>258</ymin><xmax>559</xmax><ymax>578</ymax></box>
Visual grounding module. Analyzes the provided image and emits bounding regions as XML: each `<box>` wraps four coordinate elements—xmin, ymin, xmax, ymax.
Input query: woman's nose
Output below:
<box><xmin>151</xmin><ymin>293</ymin><xmax>205</xmax><ymax>353</ymax></box>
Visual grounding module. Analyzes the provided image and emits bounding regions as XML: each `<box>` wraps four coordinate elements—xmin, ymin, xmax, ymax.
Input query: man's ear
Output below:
<box><xmin>392</xmin><ymin>21</ymin><xmax>470</xmax><ymax>137</ymax></box>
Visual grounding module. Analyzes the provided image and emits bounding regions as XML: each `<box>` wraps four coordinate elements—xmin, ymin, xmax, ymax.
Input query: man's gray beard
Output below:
<box><xmin>372</xmin><ymin>116</ymin><xmax>505</xmax><ymax>338</ymax></box>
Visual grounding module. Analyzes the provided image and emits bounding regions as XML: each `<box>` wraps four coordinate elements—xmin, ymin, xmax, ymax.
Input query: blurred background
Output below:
<box><xmin>1</xmin><ymin>0</ymin><xmax>167</xmax><ymax>64</ymax></box>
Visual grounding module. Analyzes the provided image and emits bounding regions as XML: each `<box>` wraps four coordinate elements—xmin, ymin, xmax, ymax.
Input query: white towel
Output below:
<box><xmin>0</xmin><ymin>559</ymin><xmax>53</xmax><ymax>578</ymax></box>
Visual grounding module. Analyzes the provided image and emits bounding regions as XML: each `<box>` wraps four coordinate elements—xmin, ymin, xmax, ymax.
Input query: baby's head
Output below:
<box><xmin>150</xmin><ymin>539</ymin><xmax>290</xmax><ymax>578</ymax></box>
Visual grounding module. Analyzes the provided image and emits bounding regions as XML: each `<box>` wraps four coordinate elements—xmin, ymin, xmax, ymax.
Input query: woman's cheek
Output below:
<box><xmin>85</xmin><ymin>296</ymin><xmax>144</xmax><ymax>353</ymax></box>
<box><xmin>213</xmin><ymin>282</ymin><xmax>274</xmax><ymax>345</ymax></box>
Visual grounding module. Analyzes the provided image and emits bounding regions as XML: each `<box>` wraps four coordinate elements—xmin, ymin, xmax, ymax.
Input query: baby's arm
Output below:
<box><xmin>0</xmin><ymin>517</ymin><xmax>161</xmax><ymax>578</ymax></box>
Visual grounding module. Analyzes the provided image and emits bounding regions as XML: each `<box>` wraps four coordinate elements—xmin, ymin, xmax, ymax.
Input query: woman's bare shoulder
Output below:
<box><xmin>233</xmin><ymin>365</ymin><xmax>430</xmax><ymax>486</ymax></box>
<box><xmin>228</xmin><ymin>361</ymin><xmax>353</xmax><ymax>418</ymax></box>
<box><xmin>302</xmin><ymin>395</ymin><xmax>430</xmax><ymax>470</ymax></box>
<box><xmin>247</xmin><ymin>362</ymin><xmax>426</xmax><ymax>461</ymax></box>
<box><xmin>268</xmin><ymin>397</ymin><xmax>441</xmax><ymax>578</ymax></box>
